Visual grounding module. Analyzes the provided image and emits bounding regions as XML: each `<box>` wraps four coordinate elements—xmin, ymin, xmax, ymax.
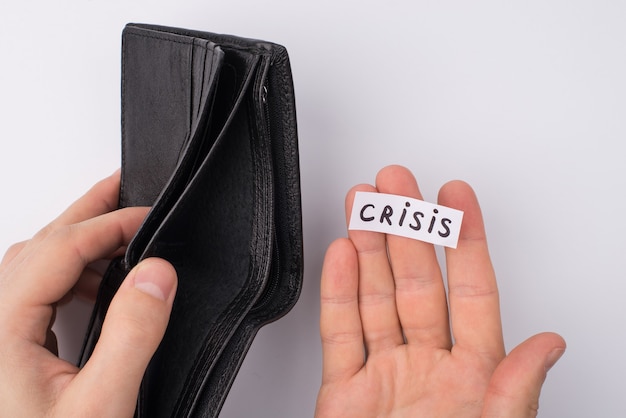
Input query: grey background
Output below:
<box><xmin>1</xmin><ymin>1</ymin><xmax>624</xmax><ymax>416</ymax></box>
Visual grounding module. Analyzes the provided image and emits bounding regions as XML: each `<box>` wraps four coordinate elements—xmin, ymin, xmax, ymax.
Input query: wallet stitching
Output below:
<box><xmin>130</xmin><ymin>24</ymin><xmax>272</xmax><ymax>56</ymax></box>
<box><xmin>125</xmin><ymin>28</ymin><xmax>198</xmax><ymax>47</ymax></box>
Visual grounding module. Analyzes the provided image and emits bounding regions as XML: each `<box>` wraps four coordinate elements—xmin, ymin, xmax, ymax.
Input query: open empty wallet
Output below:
<box><xmin>78</xmin><ymin>23</ymin><xmax>303</xmax><ymax>417</ymax></box>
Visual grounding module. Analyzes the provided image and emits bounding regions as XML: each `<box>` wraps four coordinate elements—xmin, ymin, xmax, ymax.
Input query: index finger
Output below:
<box><xmin>1</xmin><ymin>207</ymin><xmax>147</xmax><ymax>312</ymax></box>
<box><xmin>0</xmin><ymin>171</ymin><xmax>123</xmax><ymax>275</ymax></box>
<box><xmin>41</xmin><ymin>169</ymin><xmax>122</xmax><ymax>235</ymax></box>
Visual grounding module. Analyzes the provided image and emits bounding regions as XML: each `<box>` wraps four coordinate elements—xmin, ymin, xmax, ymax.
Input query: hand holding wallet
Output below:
<box><xmin>78</xmin><ymin>23</ymin><xmax>303</xmax><ymax>418</ymax></box>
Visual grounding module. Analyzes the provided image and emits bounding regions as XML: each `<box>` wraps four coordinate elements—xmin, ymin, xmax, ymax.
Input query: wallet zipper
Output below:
<box><xmin>250</xmin><ymin>234</ymin><xmax>280</xmax><ymax>315</ymax></box>
<box><xmin>250</xmin><ymin>79</ymin><xmax>279</xmax><ymax>314</ymax></box>
<box><xmin>261</xmin><ymin>84</ymin><xmax>271</xmax><ymax>140</ymax></box>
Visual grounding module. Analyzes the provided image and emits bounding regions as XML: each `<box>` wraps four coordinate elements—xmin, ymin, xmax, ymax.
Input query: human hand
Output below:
<box><xmin>0</xmin><ymin>171</ymin><xmax>177</xmax><ymax>417</ymax></box>
<box><xmin>316</xmin><ymin>165</ymin><xmax>565</xmax><ymax>418</ymax></box>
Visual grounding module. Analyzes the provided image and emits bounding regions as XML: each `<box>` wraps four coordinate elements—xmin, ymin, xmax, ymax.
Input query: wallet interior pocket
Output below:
<box><xmin>123</xmin><ymin>28</ymin><xmax>263</xmax><ymax>267</ymax></box>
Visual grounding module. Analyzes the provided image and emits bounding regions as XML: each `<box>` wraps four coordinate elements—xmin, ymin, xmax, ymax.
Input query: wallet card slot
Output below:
<box><xmin>120</xmin><ymin>28</ymin><xmax>195</xmax><ymax>208</ymax></box>
<box><xmin>119</xmin><ymin>28</ymin><xmax>222</xmax><ymax>266</ymax></box>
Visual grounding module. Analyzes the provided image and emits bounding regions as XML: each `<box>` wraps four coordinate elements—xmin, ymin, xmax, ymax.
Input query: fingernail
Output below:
<box><xmin>133</xmin><ymin>261</ymin><xmax>175</xmax><ymax>302</ymax></box>
<box><xmin>544</xmin><ymin>348</ymin><xmax>565</xmax><ymax>372</ymax></box>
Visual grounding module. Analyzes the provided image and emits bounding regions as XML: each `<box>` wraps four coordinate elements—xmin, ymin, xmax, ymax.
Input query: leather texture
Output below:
<box><xmin>78</xmin><ymin>23</ymin><xmax>303</xmax><ymax>418</ymax></box>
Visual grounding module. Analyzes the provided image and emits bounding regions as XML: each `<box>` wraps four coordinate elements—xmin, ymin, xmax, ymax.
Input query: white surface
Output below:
<box><xmin>1</xmin><ymin>1</ymin><xmax>625</xmax><ymax>417</ymax></box>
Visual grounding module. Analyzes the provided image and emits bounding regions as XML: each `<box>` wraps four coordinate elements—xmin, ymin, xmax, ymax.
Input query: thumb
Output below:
<box><xmin>64</xmin><ymin>258</ymin><xmax>177</xmax><ymax>416</ymax></box>
<box><xmin>482</xmin><ymin>332</ymin><xmax>566</xmax><ymax>418</ymax></box>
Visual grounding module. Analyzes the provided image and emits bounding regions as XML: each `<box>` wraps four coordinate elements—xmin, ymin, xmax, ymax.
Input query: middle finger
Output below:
<box><xmin>375</xmin><ymin>165</ymin><xmax>451</xmax><ymax>349</ymax></box>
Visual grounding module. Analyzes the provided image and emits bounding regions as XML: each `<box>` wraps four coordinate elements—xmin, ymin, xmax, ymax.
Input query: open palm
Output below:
<box><xmin>315</xmin><ymin>165</ymin><xmax>565</xmax><ymax>418</ymax></box>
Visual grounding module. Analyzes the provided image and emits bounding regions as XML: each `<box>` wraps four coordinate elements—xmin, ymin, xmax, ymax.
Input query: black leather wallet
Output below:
<box><xmin>78</xmin><ymin>23</ymin><xmax>303</xmax><ymax>417</ymax></box>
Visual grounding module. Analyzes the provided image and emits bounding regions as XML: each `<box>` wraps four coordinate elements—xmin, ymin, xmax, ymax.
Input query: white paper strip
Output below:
<box><xmin>348</xmin><ymin>191</ymin><xmax>464</xmax><ymax>248</ymax></box>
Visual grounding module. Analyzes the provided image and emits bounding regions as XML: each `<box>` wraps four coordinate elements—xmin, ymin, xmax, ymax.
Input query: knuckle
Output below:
<box><xmin>1</xmin><ymin>241</ymin><xmax>28</xmax><ymax>265</ymax></box>
<box><xmin>320</xmin><ymin>329</ymin><xmax>363</xmax><ymax>346</ymax></box>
